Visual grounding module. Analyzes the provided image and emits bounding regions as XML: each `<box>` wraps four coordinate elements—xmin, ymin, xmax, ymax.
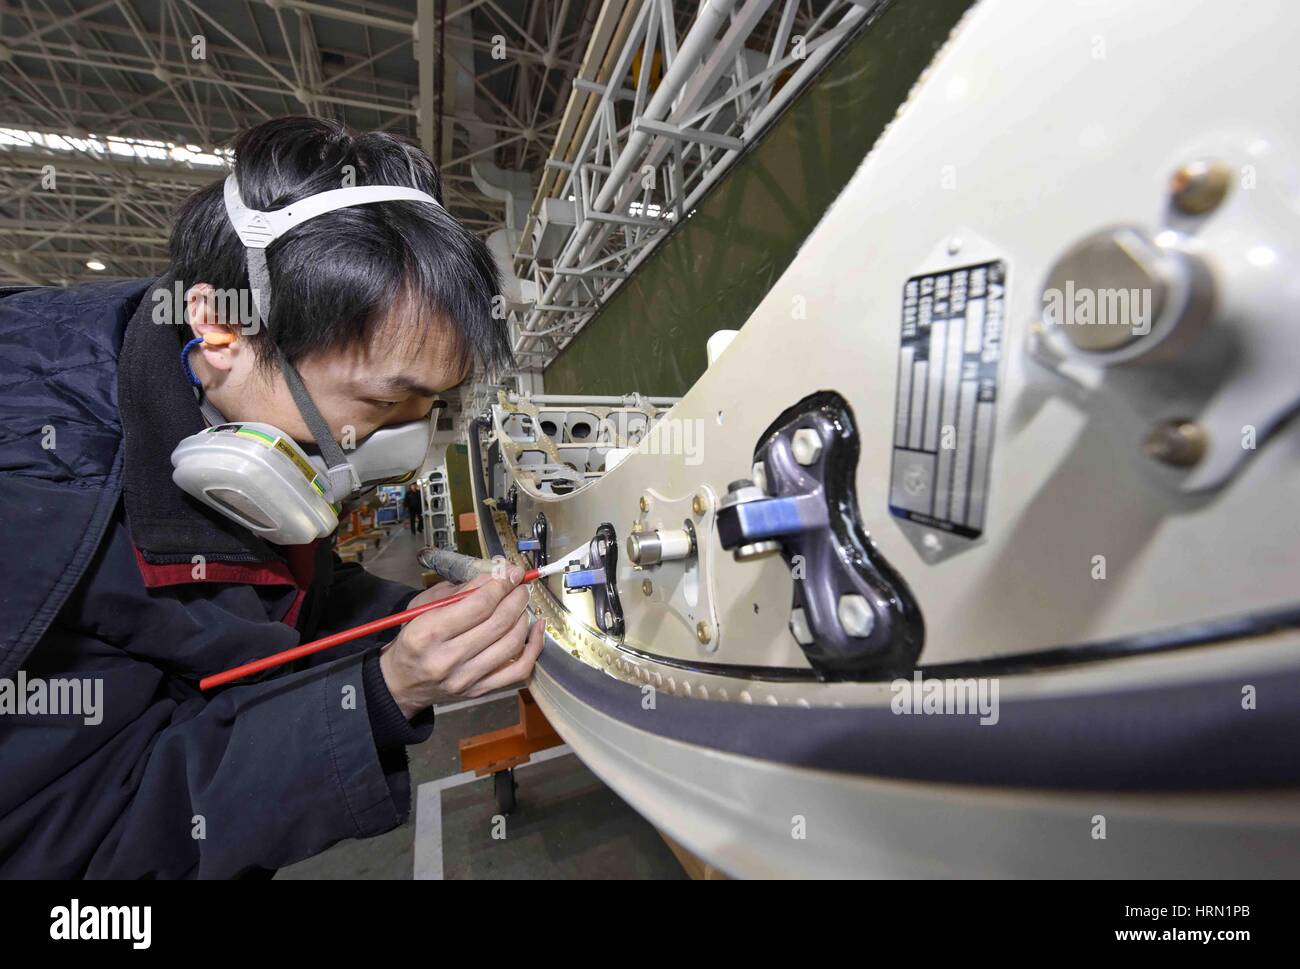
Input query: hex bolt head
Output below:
<box><xmin>641</xmin><ymin>579</ymin><xmax>653</xmax><ymax>597</ymax></box>
<box><xmin>695</xmin><ymin>621</ymin><xmax>712</xmax><ymax>644</ymax></box>
<box><xmin>734</xmin><ymin>540</ymin><xmax>781</xmax><ymax>562</ymax></box>
<box><xmin>692</xmin><ymin>493</ymin><xmax>708</xmax><ymax>515</ymax></box>
<box><xmin>791</xmin><ymin>428</ymin><xmax>823</xmax><ymax>466</ymax></box>
<box><xmin>837</xmin><ymin>594</ymin><xmax>875</xmax><ymax>639</ymax></box>
<box><xmin>639</xmin><ymin>495</ymin><xmax>650</xmax><ymax>513</ymax></box>
<box><xmin>751</xmin><ymin>461</ymin><xmax>768</xmax><ymax>494</ymax></box>
<box><xmin>1170</xmin><ymin>159</ymin><xmax>1232</xmax><ymax>215</ymax></box>
<box><xmin>1143</xmin><ymin>418</ymin><xmax>1207</xmax><ymax>467</ymax></box>
<box><xmin>789</xmin><ymin>607</ymin><xmax>814</xmax><ymax>646</ymax></box>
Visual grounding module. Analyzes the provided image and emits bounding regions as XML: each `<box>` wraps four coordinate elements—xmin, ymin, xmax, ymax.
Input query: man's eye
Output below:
<box><xmin>366</xmin><ymin>399</ymin><xmax>400</xmax><ymax>410</ymax></box>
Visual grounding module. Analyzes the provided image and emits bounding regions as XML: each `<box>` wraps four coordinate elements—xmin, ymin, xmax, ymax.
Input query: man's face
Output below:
<box><xmin>261</xmin><ymin>331</ymin><xmax>464</xmax><ymax>444</ymax></box>
<box><xmin>186</xmin><ymin>284</ymin><xmax>468</xmax><ymax>445</ymax></box>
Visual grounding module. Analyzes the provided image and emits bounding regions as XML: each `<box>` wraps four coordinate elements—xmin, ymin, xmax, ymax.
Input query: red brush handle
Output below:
<box><xmin>199</xmin><ymin>567</ymin><xmax>541</xmax><ymax>691</ymax></box>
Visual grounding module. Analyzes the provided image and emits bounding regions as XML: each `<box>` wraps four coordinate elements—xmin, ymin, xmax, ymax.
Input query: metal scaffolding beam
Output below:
<box><xmin>504</xmin><ymin>0</ymin><xmax>875</xmax><ymax>375</ymax></box>
<box><xmin>0</xmin><ymin>0</ymin><xmax>600</xmax><ymax>285</ymax></box>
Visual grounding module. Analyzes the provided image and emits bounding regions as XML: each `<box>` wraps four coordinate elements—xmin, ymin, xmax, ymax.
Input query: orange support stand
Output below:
<box><xmin>459</xmin><ymin>689</ymin><xmax>563</xmax><ymax>814</ymax></box>
<box><xmin>458</xmin><ymin>689</ymin><xmax>561</xmax><ymax>776</ymax></box>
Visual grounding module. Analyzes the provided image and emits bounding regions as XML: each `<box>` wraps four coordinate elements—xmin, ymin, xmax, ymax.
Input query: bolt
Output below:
<box><xmin>603</xmin><ymin>610</ymin><xmax>615</xmax><ymax>628</ymax></box>
<box><xmin>751</xmin><ymin>461</ymin><xmax>768</xmax><ymax>494</ymax></box>
<box><xmin>695</xmin><ymin>621</ymin><xmax>712</xmax><ymax>644</ymax></box>
<box><xmin>837</xmin><ymin>594</ymin><xmax>875</xmax><ymax>639</ymax></box>
<box><xmin>1170</xmin><ymin>159</ymin><xmax>1231</xmax><ymax>215</ymax></box>
<box><xmin>642</xmin><ymin>579</ymin><xmax>653</xmax><ymax>597</ymax></box>
<box><xmin>791</xmin><ymin>428</ymin><xmax>823</xmax><ymax>466</ymax></box>
<box><xmin>789</xmin><ymin>608</ymin><xmax>814</xmax><ymax>646</ymax></box>
<box><xmin>1144</xmin><ymin>418</ymin><xmax>1207</xmax><ymax>468</ymax></box>
<box><xmin>692</xmin><ymin>493</ymin><xmax>707</xmax><ymax>515</ymax></box>
<box><xmin>639</xmin><ymin>495</ymin><xmax>649</xmax><ymax>513</ymax></box>
<box><xmin>735</xmin><ymin>540</ymin><xmax>781</xmax><ymax>562</ymax></box>
<box><xmin>1042</xmin><ymin>227</ymin><xmax>1171</xmax><ymax>352</ymax></box>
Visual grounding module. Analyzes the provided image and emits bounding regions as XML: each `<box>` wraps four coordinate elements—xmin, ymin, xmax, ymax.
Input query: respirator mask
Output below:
<box><xmin>170</xmin><ymin>174</ymin><xmax>447</xmax><ymax>545</ymax></box>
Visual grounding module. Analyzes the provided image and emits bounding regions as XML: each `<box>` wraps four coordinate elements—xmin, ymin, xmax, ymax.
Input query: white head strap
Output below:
<box><xmin>222</xmin><ymin>174</ymin><xmax>443</xmax><ymax>248</ymax></box>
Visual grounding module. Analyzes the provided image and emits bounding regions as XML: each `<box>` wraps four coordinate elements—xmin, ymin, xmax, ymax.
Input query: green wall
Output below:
<box><xmin>544</xmin><ymin>0</ymin><xmax>976</xmax><ymax>396</ymax></box>
<box><xmin>443</xmin><ymin>442</ymin><xmax>482</xmax><ymax>557</ymax></box>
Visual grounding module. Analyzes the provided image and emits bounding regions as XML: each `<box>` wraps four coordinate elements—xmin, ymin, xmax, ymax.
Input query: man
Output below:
<box><xmin>404</xmin><ymin>483</ymin><xmax>425</xmax><ymax>535</ymax></box>
<box><xmin>0</xmin><ymin>117</ymin><xmax>542</xmax><ymax>877</ymax></box>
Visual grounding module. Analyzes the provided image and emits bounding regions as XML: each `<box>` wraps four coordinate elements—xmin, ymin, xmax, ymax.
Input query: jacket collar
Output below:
<box><xmin>118</xmin><ymin>275</ymin><xmax>281</xmax><ymax>565</ymax></box>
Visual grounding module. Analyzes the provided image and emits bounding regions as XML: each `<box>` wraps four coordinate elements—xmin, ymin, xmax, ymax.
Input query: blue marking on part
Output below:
<box><xmin>731</xmin><ymin>496</ymin><xmax>809</xmax><ymax>541</ymax></box>
<box><xmin>563</xmin><ymin>568</ymin><xmax>606</xmax><ymax>590</ymax></box>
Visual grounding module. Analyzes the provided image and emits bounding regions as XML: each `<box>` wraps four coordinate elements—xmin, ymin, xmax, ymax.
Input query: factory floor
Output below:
<box><xmin>276</xmin><ymin>523</ymin><xmax>686</xmax><ymax>880</ymax></box>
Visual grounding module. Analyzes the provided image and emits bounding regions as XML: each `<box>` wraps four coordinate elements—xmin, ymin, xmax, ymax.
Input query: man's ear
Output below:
<box><xmin>185</xmin><ymin>284</ymin><xmax>242</xmax><ymax>374</ymax></box>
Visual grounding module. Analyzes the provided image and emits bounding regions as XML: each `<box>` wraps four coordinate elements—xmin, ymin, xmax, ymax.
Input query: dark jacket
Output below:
<box><xmin>403</xmin><ymin>489</ymin><xmax>423</xmax><ymax>518</ymax></box>
<box><xmin>0</xmin><ymin>279</ymin><xmax>432</xmax><ymax>878</ymax></box>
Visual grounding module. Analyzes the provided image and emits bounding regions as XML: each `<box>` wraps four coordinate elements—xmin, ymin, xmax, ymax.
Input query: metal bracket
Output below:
<box><xmin>501</xmin><ymin>483</ymin><xmax>519</xmax><ymax>533</ymax></box>
<box><xmin>562</xmin><ymin>522</ymin><xmax>625</xmax><ymax>639</ymax></box>
<box><xmin>716</xmin><ymin>392</ymin><xmax>925</xmax><ymax>677</ymax></box>
<box><xmin>517</xmin><ymin>511</ymin><xmax>549</xmax><ymax>567</ymax></box>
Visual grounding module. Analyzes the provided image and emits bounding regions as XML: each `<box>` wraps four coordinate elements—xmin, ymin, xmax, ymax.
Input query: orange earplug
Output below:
<box><xmin>202</xmin><ymin>331</ymin><xmax>236</xmax><ymax>347</ymax></box>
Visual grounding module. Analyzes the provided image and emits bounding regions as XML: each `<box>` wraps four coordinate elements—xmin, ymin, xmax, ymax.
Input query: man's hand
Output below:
<box><xmin>379</xmin><ymin>566</ymin><xmax>545</xmax><ymax>719</ymax></box>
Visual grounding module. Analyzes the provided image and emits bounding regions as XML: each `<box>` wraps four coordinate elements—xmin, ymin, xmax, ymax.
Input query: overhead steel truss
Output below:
<box><xmin>0</xmin><ymin>0</ymin><xmax>599</xmax><ymax>285</ymax></box>
<box><xmin>505</xmin><ymin>0</ymin><xmax>877</xmax><ymax>373</ymax></box>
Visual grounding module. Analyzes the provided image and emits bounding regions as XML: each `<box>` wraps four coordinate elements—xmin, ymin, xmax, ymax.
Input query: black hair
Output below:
<box><xmin>168</xmin><ymin>116</ymin><xmax>511</xmax><ymax>379</ymax></box>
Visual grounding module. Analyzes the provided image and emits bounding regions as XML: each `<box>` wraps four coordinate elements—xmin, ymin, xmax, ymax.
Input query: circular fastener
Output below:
<box><xmin>1144</xmin><ymin>418</ymin><xmax>1207</xmax><ymax>468</ymax></box>
<box><xmin>639</xmin><ymin>495</ymin><xmax>650</xmax><ymax>513</ymax></box>
<box><xmin>791</xmin><ymin>428</ymin><xmax>823</xmax><ymax>466</ymax></box>
<box><xmin>691</xmin><ymin>493</ymin><xmax>708</xmax><ymax>515</ymax></box>
<box><xmin>789</xmin><ymin>607</ymin><xmax>814</xmax><ymax>646</ymax></box>
<box><xmin>735</xmin><ymin>540</ymin><xmax>781</xmax><ymax>562</ymax></box>
<box><xmin>695</xmin><ymin>621</ymin><xmax>712</xmax><ymax>644</ymax></box>
<box><xmin>1170</xmin><ymin>159</ymin><xmax>1232</xmax><ymax>215</ymax></box>
<box><xmin>1040</xmin><ymin>227</ymin><xmax>1169</xmax><ymax>353</ymax></box>
<box><xmin>751</xmin><ymin>461</ymin><xmax>768</xmax><ymax>494</ymax></box>
<box><xmin>641</xmin><ymin>579</ymin><xmax>653</xmax><ymax>597</ymax></box>
<box><xmin>626</xmin><ymin>532</ymin><xmax>657</xmax><ymax>566</ymax></box>
<box><xmin>837</xmin><ymin>594</ymin><xmax>875</xmax><ymax>639</ymax></box>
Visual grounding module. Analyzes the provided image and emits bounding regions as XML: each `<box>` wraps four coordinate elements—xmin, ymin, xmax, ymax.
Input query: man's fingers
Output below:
<box><xmin>406</xmin><ymin>571</ymin><xmax>494</xmax><ymax>609</ymax></box>
<box><xmin>408</xmin><ymin>571</ymin><xmax>521</xmax><ymax>640</ymax></box>
<box><xmin>439</xmin><ymin>583</ymin><xmax>531</xmax><ymax>663</ymax></box>
<box><xmin>466</xmin><ymin>620</ymin><xmax>545</xmax><ymax>697</ymax></box>
<box><xmin>445</xmin><ymin>611</ymin><xmax>530</xmax><ymax>693</ymax></box>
